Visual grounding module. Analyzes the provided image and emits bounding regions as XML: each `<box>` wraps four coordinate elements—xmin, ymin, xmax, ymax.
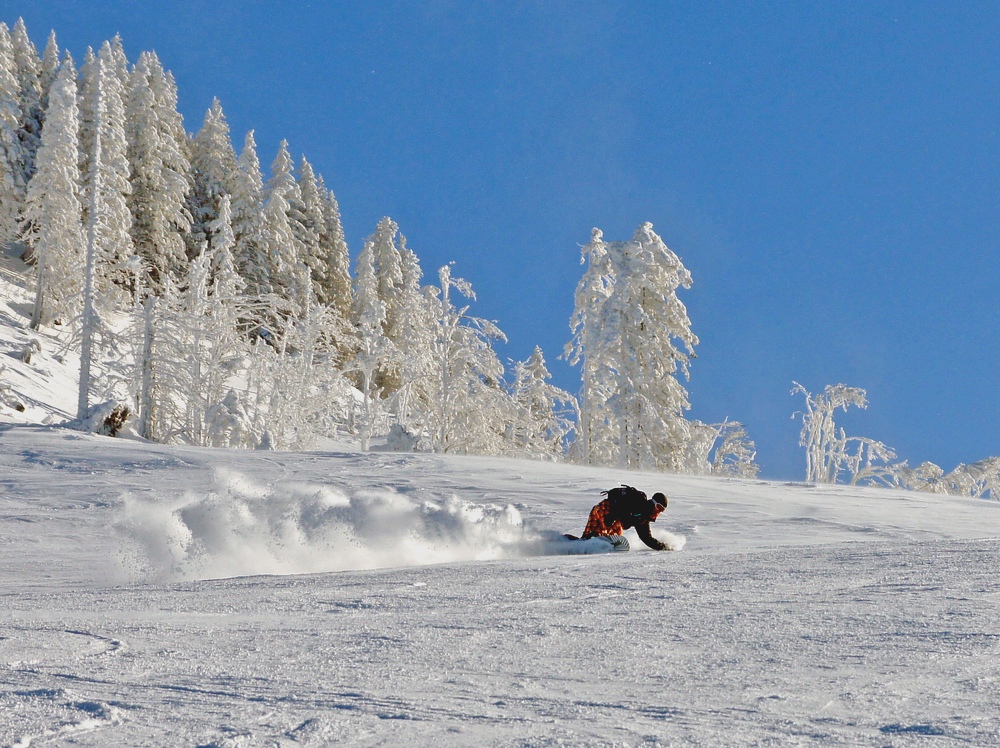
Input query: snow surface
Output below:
<box><xmin>2</xmin><ymin>424</ymin><xmax>1000</xmax><ymax>746</ymax></box>
<box><xmin>2</xmin><ymin>250</ymin><xmax>1000</xmax><ymax>746</ymax></box>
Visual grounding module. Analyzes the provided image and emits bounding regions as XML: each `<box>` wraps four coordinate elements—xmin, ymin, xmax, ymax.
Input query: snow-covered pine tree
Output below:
<box><xmin>566</xmin><ymin>223</ymin><xmax>700</xmax><ymax>472</ymax></box>
<box><xmin>355</xmin><ymin>216</ymin><xmax>407</xmax><ymax>394</ymax></box>
<box><xmin>261</xmin><ymin>139</ymin><xmax>310</xmax><ymax>313</ymax></box>
<box><xmin>0</xmin><ymin>24</ymin><xmax>26</xmax><ymax>245</ymax></box>
<box><xmin>21</xmin><ymin>54</ymin><xmax>84</xmax><ymax>329</ymax></box>
<box><xmin>187</xmin><ymin>98</ymin><xmax>237</xmax><ymax>259</ymax></box>
<box><xmin>126</xmin><ymin>51</ymin><xmax>191</xmax><ymax>293</ymax></box>
<box><xmin>77</xmin><ymin>58</ymin><xmax>109</xmax><ymax>422</ymax></box>
<box><xmin>509</xmin><ymin>346</ymin><xmax>575</xmax><ymax>460</ymax></box>
<box><xmin>10</xmin><ymin>19</ymin><xmax>42</xmax><ymax>187</ymax></box>
<box><xmin>39</xmin><ymin>31</ymin><xmax>59</xmax><ymax>115</ymax></box>
<box><xmin>231</xmin><ymin>129</ymin><xmax>269</xmax><ymax>297</ymax></box>
<box><xmin>315</xmin><ymin>173</ymin><xmax>353</xmax><ymax>322</ymax></box>
<box><xmin>78</xmin><ymin>41</ymin><xmax>133</xmax><ymax>301</ymax></box>
<box><xmin>292</xmin><ymin>156</ymin><xmax>323</xmax><ymax>290</ymax></box>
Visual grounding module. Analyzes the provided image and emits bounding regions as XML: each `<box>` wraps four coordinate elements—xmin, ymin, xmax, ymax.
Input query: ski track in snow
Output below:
<box><xmin>2</xmin><ymin>425</ymin><xmax>1000</xmax><ymax>746</ymax></box>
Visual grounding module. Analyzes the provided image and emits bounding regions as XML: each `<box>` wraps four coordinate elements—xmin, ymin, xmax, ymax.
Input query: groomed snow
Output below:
<box><xmin>2</xmin><ymin>424</ymin><xmax>999</xmax><ymax>746</ymax></box>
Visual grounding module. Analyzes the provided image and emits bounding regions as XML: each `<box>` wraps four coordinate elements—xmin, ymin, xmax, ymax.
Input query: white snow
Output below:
<box><xmin>2</xmin><ymin>425</ymin><xmax>1000</xmax><ymax>746</ymax></box>
<box><xmin>2</xmin><ymin>249</ymin><xmax>1000</xmax><ymax>745</ymax></box>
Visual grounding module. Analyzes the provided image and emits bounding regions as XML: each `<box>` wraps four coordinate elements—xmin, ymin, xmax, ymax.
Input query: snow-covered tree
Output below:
<box><xmin>39</xmin><ymin>31</ymin><xmax>59</xmax><ymax>114</ymax></box>
<box><xmin>127</xmin><ymin>200</ymin><xmax>249</xmax><ymax>446</ymax></box>
<box><xmin>315</xmin><ymin>173</ymin><xmax>353</xmax><ymax>321</ymax></box>
<box><xmin>509</xmin><ymin>346</ymin><xmax>575</xmax><ymax>459</ymax></box>
<box><xmin>231</xmin><ymin>130</ymin><xmax>268</xmax><ymax>296</ymax></box>
<box><xmin>792</xmin><ymin>382</ymin><xmax>898</xmax><ymax>485</ymax></box>
<box><xmin>292</xmin><ymin>156</ymin><xmax>323</xmax><ymax>287</ymax></box>
<box><xmin>77</xmin><ymin>58</ymin><xmax>108</xmax><ymax>422</ymax></box>
<box><xmin>10</xmin><ymin>19</ymin><xmax>42</xmax><ymax>186</ymax></box>
<box><xmin>187</xmin><ymin>98</ymin><xmax>237</xmax><ymax>258</ymax></box>
<box><xmin>566</xmin><ymin>223</ymin><xmax>700</xmax><ymax>471</ymax></box>
<box><xmin>21</xmin><ymin>55</ymin><xmax>83</xmax><ymax>329</ymax></box>
<box><xmin>709</xmin><ymin>421</ymin><xmax>760</xmax><ymax>478</ymax></box>
<box><xmin>126</xmin><ymin>51</ymin><xmax>191</xmax><ymax>293</ymax></box>
<box><xmin>350</xmin><ymin>227</ymin><xmax>394</xmax><ymax>448</ymax></box>
<box><xmin>0</xmin><ymin>24</ymin><xmax>26</xmax><ymax>244</ymax></box>
<box><xmin>426</xmin><ymin>264</ymin><xmax>511</xmax><ymax>455</ymax></box>
<box><xmin>383</xmin><ymin>241</ymin><xmax>436</xmax><ymax>436</ymax></box>
<box><xmin>260</xmin><ymin>139</ymin><xmax>309</xmax><ymax>311</ymax></box>
<box><xmin>356</xmin><ymin>216</ymin><xmax>409</xmax><ymax>394</ymax></box>
<box><xmin>78</xmin><ymin>41</ymin><xmax>133</xmax><ymax>300</ymax></box>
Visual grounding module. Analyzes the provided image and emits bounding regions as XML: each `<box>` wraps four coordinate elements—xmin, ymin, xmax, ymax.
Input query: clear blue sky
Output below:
<box><xmin>7</xmin><ymin>1</ymin><xmax>999</xmax><ymax>480</ymax></box>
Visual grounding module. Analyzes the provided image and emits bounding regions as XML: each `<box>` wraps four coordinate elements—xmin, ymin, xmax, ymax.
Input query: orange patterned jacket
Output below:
<box><xmin>582</xmin><ymin>497</ymin><xmax>667</xmax><ymax>551</ymax></box>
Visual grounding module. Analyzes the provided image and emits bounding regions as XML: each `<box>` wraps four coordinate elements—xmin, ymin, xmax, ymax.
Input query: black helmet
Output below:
<box><xmin>651</xmin><ymin>492</ymin><xmax>668</xmax><ymax>509</ymax></box>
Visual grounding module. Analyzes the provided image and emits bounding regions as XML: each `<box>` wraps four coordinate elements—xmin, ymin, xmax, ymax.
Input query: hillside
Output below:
<box><xmin>3</xmin><ymin>250</ymin><xmax>1000</xmax><ymax>745</ymax></box>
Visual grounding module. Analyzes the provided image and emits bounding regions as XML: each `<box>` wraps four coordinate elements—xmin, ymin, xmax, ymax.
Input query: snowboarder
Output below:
<box><xmin>569</xmin><ymin>485</ymin><xmax>671</xmax><ymax>551</ymax></box>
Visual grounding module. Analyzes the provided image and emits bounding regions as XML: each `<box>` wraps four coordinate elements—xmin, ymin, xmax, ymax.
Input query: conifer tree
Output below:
<box><xmin>294</xmin><ymin>156</ymin><xmax>325</xmax><ymax>292</ymax></box>
<box><xmin>567</xmin><ymin>223</ymin><xmax>699</xmax><ymax>471</ymax></box>
<box><xmin>79</xmin><ymin>41</ymin><xmax>133</xmax><ymax>300</ymax></box>
<box><xmin>0</xmin><ymin>24</ymin><xmax>26</xmax><ymax>244</ymax></box>
<box><xmin>509</xmin><ymin>346</ymin><xmax>575</xmax><ymax>459</ymax></box>
<box><xmin>188</xmin><ymin>98</ymin><xmax>237</xmax><ymax>258</ymax></box>
<box><xmin>316</xmin><ymin>173</ymin><xmax>353</xmax><ymax>327</ymax></box>
<box><xmin>77</xmin><ymin>58</ymin><xmax>111</xmax><ymax>423</ymax></box>
<box><xmin>351</xmin><ymin>227</ymin><xmax>394</xmax><ymax>448</ymax></box>
<box><xmin>39</xmin><ymin>31</ymin><xmax>59</xmax><ymax>114</ymax></box>
<box><xmin>358</xmin><ymin>216</ymin><xmax>407</xmax><ymax>393</ymax></box>
<box><xmin>10</xmin><ymin>19</ymin><xmax>42</xmax><ymax>185</ymax></box>
<box><xmin>21</xmin><ymin>56</ymin><xmax>83</xmax><ymax>329</ymax></box>
<box><xmin>126</xmin><ymin>51</ymin><xmax>191</xmax><ymax>293</ymax></box>
<box><xmin>261</xmin><ymin>139</ymin><xmax>309</xmax><ymax>311</ymax></box>
<box><xmin>231</xmin><ymin>130</ymin><xmax>269</xmax><ymax>296</ymax></box>
<box><xmin>387</xmin><ymin>242</ymin><xmax>436</xmax><ymax>433</ymax></box>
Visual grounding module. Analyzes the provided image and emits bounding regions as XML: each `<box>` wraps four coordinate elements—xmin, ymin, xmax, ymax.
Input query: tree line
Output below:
<box><xmin>3</xmin><ymin>19</ymin><xmax>760</xmax><ymax>475</ymax></box>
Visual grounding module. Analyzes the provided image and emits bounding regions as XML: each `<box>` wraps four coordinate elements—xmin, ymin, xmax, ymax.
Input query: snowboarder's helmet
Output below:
<box><xmin>652</xmin><ymin>493</ymin><xmax>668</xmax><ymax>509</ymax></box>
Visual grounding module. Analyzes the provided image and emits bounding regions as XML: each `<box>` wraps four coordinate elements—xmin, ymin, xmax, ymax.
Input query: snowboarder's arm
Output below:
<box><xmin>635</xmin><ymin>521</ymin><xmax>668</xmax><ymax>551</ymax></box>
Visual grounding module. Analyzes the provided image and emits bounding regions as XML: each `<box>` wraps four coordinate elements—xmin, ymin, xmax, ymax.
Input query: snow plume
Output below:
<box><xmin>115</xmin><ymin>469</ymin><xmax>530</xmax><ymax>581</ymax></box>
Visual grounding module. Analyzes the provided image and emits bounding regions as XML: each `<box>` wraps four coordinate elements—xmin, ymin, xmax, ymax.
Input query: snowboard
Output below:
<box><xmin>561</xmin><ymin>533</ymin><xmax>630</xmax><ymax>552</ymax></box>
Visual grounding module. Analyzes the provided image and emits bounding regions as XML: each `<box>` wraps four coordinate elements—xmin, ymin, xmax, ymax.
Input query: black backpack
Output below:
<box><xmin>601</xmin><ymin>485</ymin><xmax>650</xmax><ymax>522</ymax></box>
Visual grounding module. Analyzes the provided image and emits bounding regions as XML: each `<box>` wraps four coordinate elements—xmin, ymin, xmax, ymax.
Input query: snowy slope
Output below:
<box><xmin>2</xmin><ymin>425</ymin><xmax>1000</xmax><ymax>747</ymax></box>
<box><xmin>2</xmin><ymin>253</ymin><xmax>1000</xmax><ymax>746</ymax></box>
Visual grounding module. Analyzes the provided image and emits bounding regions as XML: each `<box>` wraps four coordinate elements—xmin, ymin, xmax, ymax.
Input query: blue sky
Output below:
<box><xmin>7</xmin><ymin>1</ymin><xmax>999</xmax><ymax>479</ymax></box>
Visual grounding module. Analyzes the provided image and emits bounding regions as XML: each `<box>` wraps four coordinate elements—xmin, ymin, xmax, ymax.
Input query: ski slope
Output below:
<box><xmin>3</xmin><ymin>246</ymin><xmax>1000</xmax><ymax>745</ymax></box>
<box><xmin>2</xmin><ymin>424</ymin><xmax>1000</xmax><ymax>747</ymax></box>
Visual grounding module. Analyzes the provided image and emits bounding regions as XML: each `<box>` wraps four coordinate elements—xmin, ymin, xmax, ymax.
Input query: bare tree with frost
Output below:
<box><xmin>792</xmin><ymin>382</ymin><xmax>899</xmax><ymax>485</ymax></box>
<box><xmin>426</xmin><ymin>264</ymin><xmax>511</xmax><ymax>455</ymax></box>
